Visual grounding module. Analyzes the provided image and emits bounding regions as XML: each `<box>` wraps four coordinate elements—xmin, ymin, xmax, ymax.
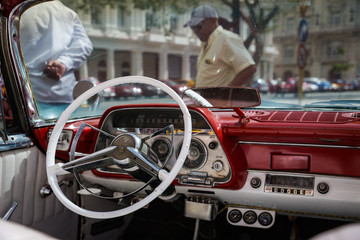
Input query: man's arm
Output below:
<box><xmin>57</xmin><ymin>14</ymin><xmax>93</xmax><ymax>72</ymax></box>
<box><xmin>230</xmin><ymin>65</ymin><xmax>257</xmax><ymax>87</ymax></box>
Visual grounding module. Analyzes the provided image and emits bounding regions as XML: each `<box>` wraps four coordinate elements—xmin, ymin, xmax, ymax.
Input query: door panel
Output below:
<box><xmin>0</xmin><ymin>146</ymin><xmax>79</xmax><ymax>239</ymax></box>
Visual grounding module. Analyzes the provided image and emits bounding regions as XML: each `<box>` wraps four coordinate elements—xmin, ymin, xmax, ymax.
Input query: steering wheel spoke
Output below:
<box><xmin>63</xmin><ymin>146</ymin><xmax>118</xmax><ymax>172</ymax></box>
<box><xmin>126</xmin><ymin>146</ymin><xmax>161</xmax><ymax>177</ymax></box>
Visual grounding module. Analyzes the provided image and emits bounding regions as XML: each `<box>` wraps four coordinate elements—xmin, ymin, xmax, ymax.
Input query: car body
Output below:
<box><xmin>159</xmin><ymin>79</ymin><xmax>188</xmax><ymax>95</ymax></box>
<box><xmin>135</xmin><ymin>83</ymin><xmax>165</xmax><ymax>97</ymax></box>
<box><xmin>281</xmin><ymin>77</ymin><xmax>318</xmax><ymax>93</ymax></box>
<box><xmin>88</xmin><ymin>77</ymin><xmax>116</xmax><ymax>99</ymax></box>
<box><xmin>0</xmin><ymin>1</ymin><xmax>359</xmax><ymax>240</ymax></box>
<box><xmin>252</xmin><ymin>78</ymin><xmax>269</xmax><ymax>94</ymax></box>
<box><xmin>304</xmin><ymin>77</ymin><xmax>332</xmax><ymax>92</ymax></box>
<box><xmin>333</xmin><ymin>79</ymin><xmax>355</xmax><ymax>91</ymax></box>
<box><xmin>102</xmin><ymin>85</ymin><xmax>116</xmax><ymax>99</ymax></box>
<box><xmin>115</xmin><ymin>83</ymin><xmax>142</xmax><ymax>98</ymax></box>
<box><xmin>173</xmin><ymin>79</ymin><xmax>195</xmax><ymax>88</ymax></box>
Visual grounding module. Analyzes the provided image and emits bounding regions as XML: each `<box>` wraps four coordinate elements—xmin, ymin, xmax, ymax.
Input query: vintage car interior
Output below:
<box><xmin>0</xmin><ymin>0</ymin><xmax>359</xmax><ymax>239</ymax></box>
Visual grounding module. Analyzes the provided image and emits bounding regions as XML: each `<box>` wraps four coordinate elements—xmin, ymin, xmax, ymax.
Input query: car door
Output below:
<box><xmin>0</xmin><ymin>3</ymin><xmax>79</xmax><ymax>239</ymax></box>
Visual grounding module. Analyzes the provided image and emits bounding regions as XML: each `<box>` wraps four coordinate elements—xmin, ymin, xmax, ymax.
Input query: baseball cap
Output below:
<box><xmin>183</xmin><ymin>5</ymin><xmax>218</xmax><ymax>27</ymax></box>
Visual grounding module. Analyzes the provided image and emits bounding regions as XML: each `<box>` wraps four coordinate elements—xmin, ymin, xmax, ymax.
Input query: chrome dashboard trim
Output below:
<box><xmin>175</xmin><ymin>170</ymin><xmax>360</xmax><ymax>221</ymax></box>
<box><xmin>0</xmin><ymin>133</ymin><xmax>33</xmax><ymax>152</ymax></box>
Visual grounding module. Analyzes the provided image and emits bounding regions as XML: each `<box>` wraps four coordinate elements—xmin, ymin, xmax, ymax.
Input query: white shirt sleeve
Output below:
<box><xmin>57</xmin><ymin>15</ymin><xmax>93</xmax><ymax>71</ymax></box>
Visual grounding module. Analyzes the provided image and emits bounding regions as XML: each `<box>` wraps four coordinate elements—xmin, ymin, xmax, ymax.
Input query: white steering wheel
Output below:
<box><xmin>46</xmin><ymin>76</ymin><xmax>192</xmax><ymax>219</ymax></box>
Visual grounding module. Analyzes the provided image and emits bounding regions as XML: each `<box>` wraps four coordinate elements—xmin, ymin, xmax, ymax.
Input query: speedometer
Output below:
<box><xmin>177</xmin><ymin>138</ymin><xmax>207</xmax><ymax>170</ymax></box>
<box><xmin>151</xmin><ymin>138</ymin><xmax>171</xmax><ymax>163</ymax></box>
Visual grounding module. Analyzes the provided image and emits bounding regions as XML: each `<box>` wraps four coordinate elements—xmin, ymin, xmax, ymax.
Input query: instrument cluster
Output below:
<box><xmin>94</xmin><ymin>108</ymin><xmax>232</xmax><ymax>186</ymax></box>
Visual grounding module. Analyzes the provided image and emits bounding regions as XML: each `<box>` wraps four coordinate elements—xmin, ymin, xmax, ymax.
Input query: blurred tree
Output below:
<box><xmin>219</xmin><ymin>0</ymin><xmax>279</xmax><ymax>64</ymax></box>
<box><xmin>330</xmin><ymin>63</ymin><xmax>354</xmax><ymax>80</ymax></box>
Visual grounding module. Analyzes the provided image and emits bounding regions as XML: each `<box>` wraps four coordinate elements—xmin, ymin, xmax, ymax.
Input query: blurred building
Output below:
<box><xmin>273</xmin><ymin>0</ymin><xmax>360</xmax><ymax>81</ymax></box>
<box><xmin>75</xmin><ymin>1</ymin><xmax>199</xmax><ymax>82</ymax></box>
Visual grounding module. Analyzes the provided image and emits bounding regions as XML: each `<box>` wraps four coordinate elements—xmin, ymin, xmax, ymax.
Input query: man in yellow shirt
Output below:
<box><xmin>184</xmin><ymin>5</ymin><xmax>256</xmax><ymax>87</ymax></box>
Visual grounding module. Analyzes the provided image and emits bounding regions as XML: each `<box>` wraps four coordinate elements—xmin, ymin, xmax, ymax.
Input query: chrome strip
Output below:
<box><xmin>238</xmin><ymin>141</ymin><xmax>360</xmax><ymax>149</ymax></box>
<box><xmin>0</xmin><ymin>134</ymin><xmax>33</xmax><ymax>152</ymax></box>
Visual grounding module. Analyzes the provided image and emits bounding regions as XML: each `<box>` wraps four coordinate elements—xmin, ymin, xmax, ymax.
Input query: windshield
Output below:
<box><xmin>17</xmin><ymin>0</ymin><xmax>360</xmax><ymax>123</ymax></box>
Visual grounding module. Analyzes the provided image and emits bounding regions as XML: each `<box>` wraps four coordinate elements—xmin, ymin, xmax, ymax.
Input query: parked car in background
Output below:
<box><xmin>159</xmin><ymin>79</ymin><xmax>188</xmax><ymax>95</ymax></box>
<box><xmin>281</xmin><ymin>77</ymin><xmax>319</xmax><ymax>93</ymax></box>
<box><xmin>115</xmin><ymin>83</ymin><xmax>142</xmax><ymax>98</ymax></box>
<box><xmin>305</xmin><ymin>80</ymin><xmax>319</xmax><ymax>92</ymax></box>
<box><xmin>173</xmin><ymin>79</ymin><xmax>195</xmax><ymax>88</ymax></box>
<box><xmin>351</xmin><ymin>79</ymin><xmax>360</xmax><ymax>90</ymax></box>
<box><xmin>87</xmin><ymin>77</ymin><xmax>116</xmax><ymax>100</ymax></box>
<box><xmin>304</xmin><ymin>77</ymin><xmax>332</xmax><ymax>92</ymax></box>
<box><xmin>252</xmin><ymin>78</ymin><xmax>269</xmax><ymax>94</ymax></box>
<box><xmin>135</xmin><ymin>83</ymin><xmax>164</xmax><ymax>97</ymax></box>
<box><xmin>332</xmin><ymin>79</ymin><xmax>355</xmax><ymax>91</ymax></box>
<box><xmin>102</xmin><ymin>85</ymin><xmax>116</xmax><ymax>99</ymax></box>
<box><xmin>268</xmin><ymin>79</ymin><xmax>280</xmax><ymax>93</ymax></box>
<box><xmin>281</xmin><ymin>78</ymin><xmax>308</xmax><ymax>93</ymax></box>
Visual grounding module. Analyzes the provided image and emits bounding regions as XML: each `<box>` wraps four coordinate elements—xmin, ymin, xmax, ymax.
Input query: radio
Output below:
<box><xmin>264</xmin><ymin>174</ymin><xmax>314</xmax><ymax>196</ymax></box>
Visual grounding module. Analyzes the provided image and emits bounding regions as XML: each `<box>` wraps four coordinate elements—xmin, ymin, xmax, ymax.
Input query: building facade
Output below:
<box><xmin>76</xmin><ymin>2</ymin><xmax>200</xmax><ymax>82</ymax></box>
<box><xmin>273</xmin><ymin>0</ymin><xmax>360</xmax><ymax>81</ymax></box>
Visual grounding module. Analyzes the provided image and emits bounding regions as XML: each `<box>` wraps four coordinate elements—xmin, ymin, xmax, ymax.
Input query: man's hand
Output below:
<box><xmin>43</xmin><ymin>60</ymin><xmax>66</xmax><ymax>80</ymax></box>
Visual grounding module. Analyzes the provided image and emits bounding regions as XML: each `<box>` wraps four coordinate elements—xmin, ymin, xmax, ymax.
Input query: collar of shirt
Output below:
<box><xmin>201</xmin><ymin>25</ymin><xmax>223</xmax><ymax>52</ymax></box>
<box><xmin>206</xmin><ymin>25</ymin><xmax>223</xmax><ymax>49</ymax></box>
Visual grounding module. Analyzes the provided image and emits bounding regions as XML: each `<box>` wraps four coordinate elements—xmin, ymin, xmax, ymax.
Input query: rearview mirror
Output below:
<box><xmin>182</xmin><ymin>87</ymin><xmax>261</xmax><ymax>108</ymax></box>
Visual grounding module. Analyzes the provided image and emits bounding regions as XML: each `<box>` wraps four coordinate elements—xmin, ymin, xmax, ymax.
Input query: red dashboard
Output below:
<box><xmin>32</xmin><ymin>105</ymin><xmax>360</xmax><ymax>190</ymax></box>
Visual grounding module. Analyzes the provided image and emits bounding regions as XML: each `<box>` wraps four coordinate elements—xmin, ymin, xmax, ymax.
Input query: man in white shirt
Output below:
<box><xmin>20</xmin><ymin>0</ymin><xmax>93</xmax><ymax>106</ymax></box>
<box><xmin>184</xmin><ymin>5</ymin><xmax>256</xmax><ymax>87</ymax></box>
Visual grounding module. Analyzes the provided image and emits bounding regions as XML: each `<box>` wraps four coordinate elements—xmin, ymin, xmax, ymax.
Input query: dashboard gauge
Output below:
<box><xmin>177</xmin><ymin>138</ymin><xmax>207</xmax><ymax>170</ymax></box>
<box><xmin>151</xmin><ymin>138</ymin><xmax>171</xmax><ymax>163</ymax></box>
<box><xmin>258</xmin><ymin>212</ymin><xmax>273</xmax><ymax>226</ymax></box>
<box><xmin>243</xmin><ymin>210</ymin><xmax>257</xmax><ymax>224</ymax></box>
<box><xmin>228</xmin><ymin>209</ymin><xmax>242</xmax><ymax>223</ymax></box>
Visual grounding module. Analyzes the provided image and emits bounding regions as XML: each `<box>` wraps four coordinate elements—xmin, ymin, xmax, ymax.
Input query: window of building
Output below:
<box><xmin>284</xmin><ymin>45</ymin><xmax>294</xmax><ymax>59</ymax></box>
<box><xmin>91</xmin><ymin>6</ymin><xmax>103</xmax><ymax>25</ymax></box>
<box><xmin>315</xmin><ymin>14</ymin><xmax>320</xmax><ymax>25</ymax></box>
<box><xmin>349</xmin><ymin>9</ymin><xmax>354</xmax><ymax>22</ymax></box>
<box><xmin>329</xmin><ymin>12</ymin><xmax>341</xmax><ymax>25</ymax></box>
<box><xmin>169</xmin><ymin>15</ymin><xmax>178</xmax><ymax>34</ymax></box>
<box><xmin>286</xmin><ymin>17</ymin><xmax>294</xmax><ymax>31</ymax></box>
<box><xmin>143</xmin><ymin>52</ymin><xmax>159</xmax><ymax>79</ymax></box>
<box><xmin>97</xmin><ymin>60</ymin><xmax>107</xmax><ymax>82</ymax></box>
<box><xmin>121</xmin><ymin>62</ymin><xmax>130</xmax><ymax>76</ymax></box>
<box><xmin>118</xmin><ymin>6</ymin><xmax>126</xmax><ymax>28</ymax></box>
<box><xmin>146</xmin><ymin>12</ymin><xmax>154</xmax><ymax>31</ymax></box>
<box><xmin>168</xmin><ymin>54</ymin><xmax>182</xmax><ymax>80</ymax></box>
<box><xmin>98</xmin><ymin>60</ymin><xmax>106</xmax><ymax>67</ymax></box>
<box><xmin>326</xmin><ymin>41</ymin><xmax>344</xmax><ymax>57</ymax></box>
